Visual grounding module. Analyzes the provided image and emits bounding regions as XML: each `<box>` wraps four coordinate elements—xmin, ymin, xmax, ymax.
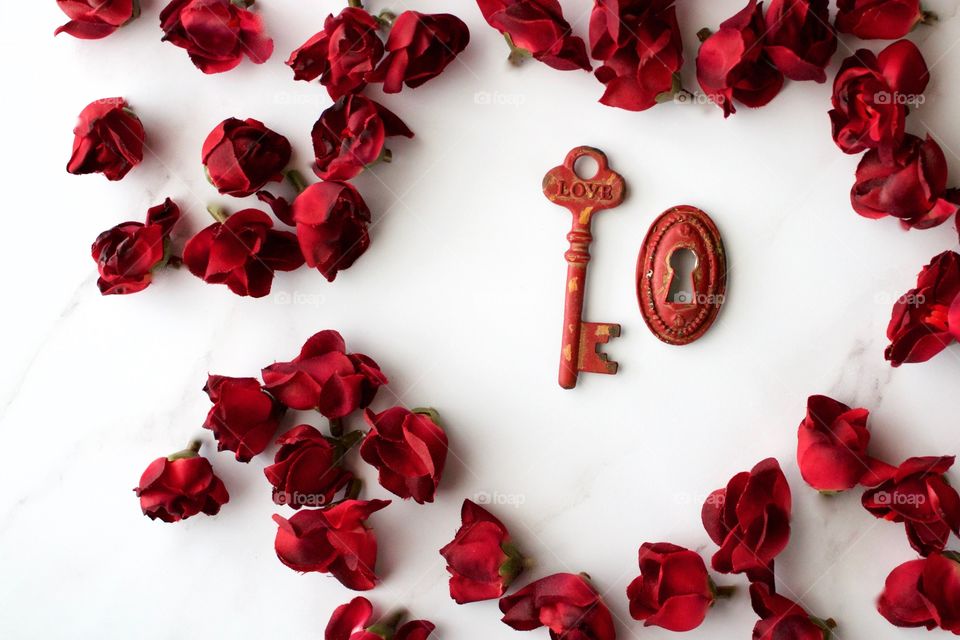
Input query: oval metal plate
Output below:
<box><xmin>636</xmin><ymin>205</ymin><xmax>727</xmax><ymax>345</ymax></box>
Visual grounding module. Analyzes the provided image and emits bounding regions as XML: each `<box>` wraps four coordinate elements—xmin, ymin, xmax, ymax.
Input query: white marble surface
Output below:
<box><xmin>3</xmin><ymin>1</ymin><xmax>960</xmax><ymax>638</ymax></box>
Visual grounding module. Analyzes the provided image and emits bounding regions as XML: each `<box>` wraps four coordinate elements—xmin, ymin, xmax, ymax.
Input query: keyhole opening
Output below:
<box><xmin>667</xmin><ymin>248</ymin><xmax>698</xmax><ymax>303</ymax></box>
<box><xmin>573</xmin><ymin>155</ymin><xmax>599</xmax><ymax>180</ymax></box>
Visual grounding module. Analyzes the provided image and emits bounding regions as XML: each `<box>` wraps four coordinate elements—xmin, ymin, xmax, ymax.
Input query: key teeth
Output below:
<box><xmin>577</xmin><ymin>322</ymin><xmax>620</xmax><ymax>375</ymax></box>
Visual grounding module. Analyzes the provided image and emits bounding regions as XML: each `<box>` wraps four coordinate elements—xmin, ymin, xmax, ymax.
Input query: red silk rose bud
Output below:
<box><xmin>325</xmin><ymin>597</ymin><xmax>435</xmax><ymax>640</ymax></box>
<box><xmin>830</xmin><ymin>40</ymin><xmax>928</xmax><ymax>156</ymax></box>
<box><xmin>500</xmin><ymin>573</ymin><xmax>615</xmax><ymax>640</ymax></box>
<box><xmin>67</xmin><ymin>97</ymin><xmax>144</xmax><ymax>181</ymax></box>
<box><xmin>750</xmin><ymin>583</ymin><xmax>837</xmax><ymax>640</ymax></box>
<box><xmin>202</xmin><ymin>375</ymin><xmax>283</xmax><ymax>462</ymax></box>
<box><xmin>262</xmin><ymin>330</ymin><xmax>388</xmax><ymax>416</ymax></box>
<box><xmin>878</xmin><ymin>552</ymin><xmax>960</xmax><ymax>632</ymax></box>
<box><xmin>702</xmin><ymin>457</ymin><xmax>791</xmax><ymax>585</ymax></box>
<box><xmin>886</xmin><ymin>251</ymin><xmax>960</xmax><ymax>366</ymax></box>
<box><xmin>360</xmin><ymin>407</ymin><xmax>448</xmax><ymax>504</ymax></box>
<box><xmin>627</xmin><ymin>542</ymin><xmax>726</xmax><ymax>632</ymax></box>
<box><xmin>264</xmin><ymin>424</ymin><xmax>354</xmax><ymax>509</ymax></box>
<box><xmin>273</xmin><ymin>498</ymin><xmax>390</xmax><ymax>590</ymax></box>
<box><xmin>836</xmin><ymin>0</ymin><xmax>927</xmax><ymax>39</ymax></box>
<box><xmin>589</xmin><ymin>0</ymin><xmax>684</xmax><ymax>111</ymax></box>
<box><xmin>159</xmin><ymin>0</ymin><xmax>273</xmax><ymax>74</ymax></box>
<box><xmin>440</xmin><ymin>499</ymin><xmax>526</xmax><ymax>603</ymax></box>
<box><xmin>291</xmin><ymin>182</ymin><xmax>372</xmax><ymax>282</ymax></box>
<box><xmin>182</xmin><ymin>208</ymin><xmax>304</xmax><ymax>298</ymax></box>
<box><xmin>862</xmin><ymin>456</ymin><xmax>960</xmax><ymax>556</ymax></box>
<box><xmin>763</xmin><ymin>0</ymin><xmax>837</xmax><ymax>82</ymax></box>
<box><xmin>366</xmin><ymin>11</ymin><xmax>470</xmax><ymax>93</ymax></box>
<box><xmin>477</xmin><ymin>0</ymin><xmax>591</xmax><ymax>71</ymax></box>
<box><xmin>134</xmin><ymin>441</ymin><xmax>229</xmax><ymax>522</ymax></box>
<box><xmin>202</xmin><ymin>118</ymin><xmax>291</xmax><ymax>197</ymax></box>
<box><xmin>851</xmin><ymin>135</ymin><xmax>959</xmax><ymax>230</ymax></box>
<box><xmin>91</xmin><ymin>198</ymin><xmax>180</xmax><ymax>295</ymax></box>
<box><xmin>312</xmin><ymin>95</ymin><xmax>413</xmax><ymax>181</ymax></box>
<box><xmin>55</xmin><ymin>0</ymin><xmax>139</xmax><ymax>39</ymax></box>
<box><xmin>696</xmin><ymin>0</ymin><xmax>784</xmax><ymax>117</ymax></box>
<box><xmin>287</xmin><ymin>8</ymin><xmax>385</xmax><ymax>100</ymax></box>
<box><xmin>797</xmin><ymin>395</ymin><xmax>873</xmax><ymax>492</ymax></box>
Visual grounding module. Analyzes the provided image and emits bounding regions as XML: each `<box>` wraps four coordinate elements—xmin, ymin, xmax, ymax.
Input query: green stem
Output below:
<box><xmin>366</xmin><ymin>610</ymin><xmax>405</xmax><ymax>639</ymax></box>
<box><xmin>377</xmin><ymin>10</ymin><xmax>396</xmax><ymax>28</ymax></box>
<box><xmin>207</xmin><ymin>205</ymin><xmax>229</xmax><ymax>224</ymax></box>
<box><xmin>504</xmin><ymin>33</ymin><xmax>531</xmax><ymax>66</ymax></box>
<box><xmin>920</xmin><ymin>9</ymin><xmax>938</xmax><ymax>25</ymax></box>
<box><xmin>697</xmin><ymin>28</ymin><xmax>713</xmax><ymax>42</ymax></box>
<box><xmin>168</xmin><ymin>439</ymin><xmax>202</xmax><ymax>461</ymax></box>
<box><xmin>329</xmin><ymin>417</ymin><xmax>344</xmax><ymax>438</ymax></box>
<box><xmin>285</xmin><ymin>169</ymin><xmax>308</xmax><ymax>194</ymax></box>
<box><xmin>347</xmin><ymin>0</ymin><xmax>363</xmax><ymax>8</ymax></box>
<box><xmin>345</xmin><ymin>478</ymin><xmax>363</xmax><ymax>500</ymax></box>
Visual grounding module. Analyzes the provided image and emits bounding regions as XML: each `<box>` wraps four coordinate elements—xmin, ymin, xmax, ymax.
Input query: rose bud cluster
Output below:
<box><xmin>55</xmin><ymin>0</ymin><xmax>140</xmax><ymax>39</ymax></box>
<box><xmin>836</xmin><ymin>0</ymin><xmax>935</xmax><ymax>40</ymax></box>
<box><xmin>134</xmin><ymin>440</ymin><xmax>229</xmax><ymax>522</ymax></box>
<box><xmin>159</xmin><ymin>0</ymin><xmax>273</xmax><ymax>74</ymax></box>
<box><xmin>797</xmin><ymin>394</ymin><xmax>875</xmax><ymax>492</ymax></box>
<box><xmin>750</xmin><ymin>583</ymin><xmax>837</xmax><ymax>639</ymax></box>
<box><xmin>325</xmin><ymin>597</ymin><xmax>434</xmax><ymax>640</ymax></box>
<box><xmin>202</xmin><ymin>118</ymin><xmax>291</xmax><ymax>197</ymax></box>
<box><xmin>500</xmin><ymin>573</ymin><xmax>615</xmax><ymax>640</ymax></box>
<box><xmin>878</xmin><ymin>552</ymin><xmax>960</xmax><ymax>633</ymax></box>
<box><xmin>202</xmin><ymin>375</ymin><xmax>284</xmax><ymax>462</ymax></box>
<box><xmin>68</xmin><ymin>97</ymin><xmax>144</xmax><ymax>181</ymax></box>
<box><xmin>264</xmin><ymin>424</ymin><xmax>355</xmax><ymax>509</ymax></box>
<box><xmin>477</xmin><ymin>0</ymin><xmax>591</xmax><ymax>71</ymax></box>
<box><xmin>91</xmin><ymin>198</ymin><xmax>180</xmax><ymax>295</ymax></box>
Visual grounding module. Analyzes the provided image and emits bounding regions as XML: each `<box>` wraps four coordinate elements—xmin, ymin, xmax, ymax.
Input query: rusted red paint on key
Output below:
<box><xmin>543</xmin><ymin>146</ymin><xmax>625</xmax><ymax>389</ymax></box>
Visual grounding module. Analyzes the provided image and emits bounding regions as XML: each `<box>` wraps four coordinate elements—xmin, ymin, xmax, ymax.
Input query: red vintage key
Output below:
<box><xmin>542</xmin><ymin>146</ymin><xmax>626</xmax><ymax>389</ymax></box>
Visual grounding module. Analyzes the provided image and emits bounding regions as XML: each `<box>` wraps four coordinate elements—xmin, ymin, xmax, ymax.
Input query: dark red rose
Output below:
<box><xmin>312</xmin><ymin>95</ymin><xmax>413</xmax><ymax>181</ymax></box>
<box><xmin>836</xmin><ymin>0</ymin><xmax>925</xmax><ymax>39</ymax></box>
<box><xmin>589</xmin><ymin>0</ymin><xmax>684</xmax><ymax>111</ymax></box>
<box><xmin>262</xmin><ymin>330</ymin><xmax>388</xmax><ymax>416</ymax></box>
<box><xmin>626</xmin><ymin>542</ymin><xmax>715</xmax><ymax>632</ymax></box>
<box><xmin>702</xmin><ymin>457</ymin><xmax>791</xmax><ymax>585</ymax></box>
<box><xmin>440</xmin><ymin>499</ymin><xmax>526</xmax><ymax>604</ymax></box>
<box><xmin>360</xmin><ymin>407</ymin><xmax>448</xmax><ymax>504</ymax></box>
<box><xmin>763</xmin><ymin>0</ymin><xmax>836</xmax><ymax>82</ymax></box>
<box><xmin>134</xmin><ymin>441</ymin><xmax>229</xmax><ymax>522</ymax></box>
<box><xmin>878</xmin><ymin>552</ymin><xmax>960</xmax><ymax>632</ymax></box>
<box><xmin>477</xmin><ymin>0</ymin><xmax>591</xmax><ymax>71</ymax></box>
<box><xmin>159</xmin><ymin>0</ymin><xmax>273</xmax><ymax>74</ymax></box>
<box><xmin>750</xmin><ymin>583</ymin><xmax>835</xmax><ymax>640</ymax></box>
<box><xmin>292</xmin><ymin>182</ymin><xmax>372</xmax><ymax>282</ymax></box>
<box><xmin>68</xmin><ymin>97</ymin><xmax>144</xmax><ymax>181</ymax></box>
<box><xmin>797</xmin><ymin>395</ymin><xmax>874</xmax><ymax>492</ymax></box>
<box><xmin>326</xmin><ymin>597</ymin><xmax>435</xmax><ymax>640</ymax></box>
<box><xmin>886</xmin><ymin>251</ymin><xmax>960</xmax><ymax>366</ymax></box>
<box><xmin>55</xmin><ymin>0</ymin><xmax>139</xmax><ymax>39</ymax></box>
<box><xmin>852</xmin><ymin>134</ymin><xmax>959</xmax><ymax>230</ymax></box>
<box><xmin>500</xmin><ymin>573</ymin><xmax>615</xmax><ymax>640</ymax></box>
<box><xmin>862</xmin><ymin>456</ymin><xmax>960</xmax><ymax>556</ymax></box>
<box><xmin>91</xmin><ymin>198</ymin><xmax>180</xmax><ymax>296</ymax></box>
<box><xmin>830</xmin><ymin>40</ymin><xmax>928</xmax><ymax>155</ymax></box>
<box><xmin>182</xmin><ymin>209</ymin><xmax>304</xmax><ymax>298</ymax></box>
<box><xmin>201</xmin><ymin>118</ymin><xmax>291</xmax><ymax>197</ymax></box>
<box><xmin>202</xmin><ymin>375</ymin><xmax>283</xmax><ymax>462</ymax></box>
<box><xmin>366</xmin><ymin>11</ymin><xmax>469</xmax><ymax>93</ymax></box>
<box><xmin>696</xmin><ymin>0</ymin><xmax>784</xmax><ymax>117</ymax></box>
<box><xmin>287</xmin><ymin>8</ymin><xmax>384</xmax><ymax>100</ymax></box>
<box><xmin>264</xmin><ymin>424</ymin><xmax>354</xmax><ymax>509</ymax></box>
<box><xmin>272</xmin><ymin>499</ymin><xmax>390</xmax><ymax>590</ymax></box>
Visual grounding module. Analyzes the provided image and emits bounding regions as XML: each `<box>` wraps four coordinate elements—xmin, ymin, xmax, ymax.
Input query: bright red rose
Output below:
<box><xmin>55</xmin><ymin>0</ymin><xmax>139</xmax><ymax>39</ymax></box>
<box><xmin>702</xmin><ymin>457</ymin><xmax>791</xmax><ymax>585</ymax></box>
<box><xmin>696</xmin><ymin>0</ymin><xmax>784</xmax><ymax>117</ymax></box>
<box><xmin>312</xmin><ymin>95</ymin><xmax>413</xmax><ymax>181</ymax></box>
<box><xmin>886</xmin><ymin>251</ymin><xmax>960</xmax><ymax>366</ymax></box>
<box><xmin>367</xmin><ymin>11</ymin><xmax>469</xmax><ymax>93</ymax></box>
<box><xmin>287</xmin><ymin>8</ymin><xmax>384</xmax><ymax>100</ymax></box>
<box><xmin>878</xmin><ymin>552</ymin><xmax>960</xmax><ymax>632</ymax></box>
<box><xmin>750</xmin><ymin>583</ymin><xmax>835</xmax><ymax>640</ymax></box>
<box><xmin>360</xmin><ymin>407</ymin><xmax>448</xmax><ymax>504</ymax></box>
<box><xmin>440</xmin><ymin>499</ymin><xmax>526</xmax><ymax>604</ymax></box>
<box><xmin>829</xmin><ymin>40</ymin><xmax>928</xmax><ymax>156</ymax></box>
<box><xmin>500</xmin><ymin>573</ymin><xmax>615</xmax><ymax>640</ymax></box>
<box><xmin>836</xmin><ymin>0</ymin><xmax>925</xmax><ymax>39</ymax></box>
<box><xmin>159</xmin><ymin>0</ymin><xmax>273</xmax><ymax>74</ymax></box>
<box><xmin>589</xmin><ymin>0</ymin><xmax>684</xmax><ymax>111</ymax></box>
<box><xmin>852</xmin><ymin>134</ymin><xmax>959</xmax><ymax>230</ymax></box>
<box><xmin>293</xmin><ymin>182</ymin><xmax>372</xmax><ymax>282</ymax></box>
<box><xmin>797</xmin><ymin>395</ymin><xmax>873</xmax><ymax>492</ymax></box>
<box><xmin>134</xmin><ymin>441</ymin><xmax>229</xmax><ymax>522</ymax></box>
<box><xmin>763</xmin><ymin>0</ymin><xmax>836</xmax><ymax>82</ymax></box>
<box><xmin>67</xmin><ymin>97</ymin><xmax>144</xmax><ymax>181</ymax></box>
<box><xmin>201</xmin><ymin>118</ymin><xmax>291</xmax><ymax>197</ymax></box>
<box><xmin>264</xmin><ymin>424</ymin><xmax>354</xmax><ymax>509</ymax></box>
<box><xmin>182</xmin><ymin>209</ymin><xmax>303</xmax><ymax>298</ymax></box>
<box><xmin>272</xmin><ymin>499</ymin><xmax>390</xmax><ymax>590</ymax></box>
<box><xmin>626</xmin><ymin>542</ymin><xmax>715</xmax><ymax>632</ymax></box>
<box><xmin>477</xmin><ymin>0</ymin><xmax>591</xmax><ymax>71</ymax></box>
<box><xmin>325</xmin><ymin>597</ymin><xmax>435</xmax><ymax>640</ymax></box>
<box><xmin>202</xmin><ymin>375</ymin><xmax>283</xmax><ymax>462</ymax></box>
<box><xmin>862</xmin><ymin>456</ymin><xmax>960</xmax><ymax>556</ymax></box>
<box><xmin>261</xmin><ymin>330</ymin><xmax>388</xmax><ymax>416</ymax></box>
<box><xmin>91</xmin><ymin>198</ymin><xmax>180</xmax><ymax>295</ymax></box>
